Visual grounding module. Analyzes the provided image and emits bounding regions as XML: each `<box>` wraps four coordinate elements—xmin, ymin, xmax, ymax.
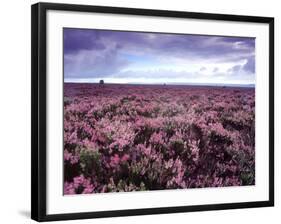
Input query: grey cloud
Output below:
<box><xmin>213</xmin><ymin>67</ymin><xmax>219</xmax><ymax>73</ymax></box>
<box><xmin>200</xmin><ymin>67</ymin><xmax>207</xmax><ymax>71</ymax></box>
<box><xmin>64</xmin><ymin>28</ymin><xmax>255</xmax><ymax>83</ymax></box>
<box><xmin>227</xmin><ymin>65</ymin><xmax>242</xmax><ymax>74</ymax></box>
<box><xmin>243</xmin><ymin>56</ymin><xmax>255</xmax><ymax>73</ymax></box>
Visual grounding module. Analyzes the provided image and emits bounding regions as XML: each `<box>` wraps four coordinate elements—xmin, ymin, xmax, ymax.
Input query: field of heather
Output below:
<box><xmin>63</xmin><ymin>83</ymin><xmax>255</xmax><ymax>195</ymax></box>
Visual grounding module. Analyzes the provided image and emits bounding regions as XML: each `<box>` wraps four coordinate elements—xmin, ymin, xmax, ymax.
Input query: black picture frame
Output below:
<box><xmin>31</xmin><ymin>2</ymin><xmax>274</xmax><ymax>222</ymax></box>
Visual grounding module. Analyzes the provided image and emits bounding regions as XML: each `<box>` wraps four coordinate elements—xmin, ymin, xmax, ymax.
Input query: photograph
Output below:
<box><xmin>31</xmin><ymin>2</ymin><xmax>274</xmax><ymax>221</ymax></box>
<box><xmin>63</xmin><ymin>28</ymin><xmax>256</xmax><ymax>195</ymax></box>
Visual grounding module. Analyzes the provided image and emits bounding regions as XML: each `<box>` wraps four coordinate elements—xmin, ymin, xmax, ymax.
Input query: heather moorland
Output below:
<box><xmin>63</xmin><ymin>83</ymin><xmax>255</xmax><ymax>195</ymax></box>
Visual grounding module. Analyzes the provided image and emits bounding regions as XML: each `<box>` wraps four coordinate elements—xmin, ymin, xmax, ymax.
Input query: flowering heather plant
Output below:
<box><xmin>63</xmin><ymin>83</ymin><xmax>255</xmax><ymax>194</ymax></box>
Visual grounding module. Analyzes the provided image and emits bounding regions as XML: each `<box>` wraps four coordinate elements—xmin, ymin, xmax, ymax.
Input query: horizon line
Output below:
<box><xmin>64</xmin><ymin>81</ymin><xmax>255</xmax><ymax>87</ymax></box>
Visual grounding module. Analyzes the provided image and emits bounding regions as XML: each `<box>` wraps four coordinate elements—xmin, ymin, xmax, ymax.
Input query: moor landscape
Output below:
<box><xmin>64</xmin><ymin>83</ymin><xmax>255</xmax><ymax>194</ymax></box>
<box><xmin>63</xmin><ymin>28</ymin><xmax>255</xmax><ymax>194</ymax></box>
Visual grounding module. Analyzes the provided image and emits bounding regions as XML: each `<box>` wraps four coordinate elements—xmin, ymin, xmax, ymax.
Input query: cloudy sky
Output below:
<box><xmin>64</xmin><ymin>28</ymin><xmax>255</xmax><ymax>85</ymax></box>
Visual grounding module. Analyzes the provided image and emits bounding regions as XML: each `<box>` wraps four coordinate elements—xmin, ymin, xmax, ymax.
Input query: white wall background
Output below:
<box><xmin>0</xmin><ymin>0</ymin><xmax>279</xmax><ymax>223</ymax></box>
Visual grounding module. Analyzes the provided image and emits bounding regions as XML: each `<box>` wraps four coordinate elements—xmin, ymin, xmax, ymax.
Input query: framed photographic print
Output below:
<box><xmin>31</xmin><ymin>2</ymin><xmax>274</xmax><ymax>222</ymax></box>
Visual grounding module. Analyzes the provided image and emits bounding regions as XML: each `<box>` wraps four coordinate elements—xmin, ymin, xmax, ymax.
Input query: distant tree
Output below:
<box><xmin>99</xmin><ymin>80</ymin><xmax>104</xmax><ymax>85</ymax></box>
